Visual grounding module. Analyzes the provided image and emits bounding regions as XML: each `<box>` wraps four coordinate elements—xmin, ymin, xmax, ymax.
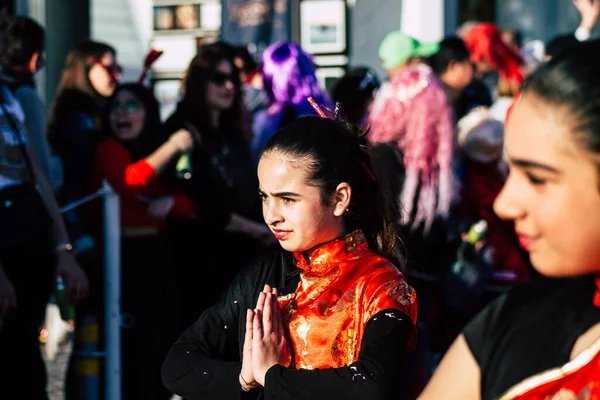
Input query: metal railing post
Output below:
<box><xmin>102</xmin><ymin>180</ymin><xmax>121</xmax><ymax>400</ymax></box>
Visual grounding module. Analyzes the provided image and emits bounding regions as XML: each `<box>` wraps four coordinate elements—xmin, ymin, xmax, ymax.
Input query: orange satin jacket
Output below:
<box><xmin>278</xmin><ymin>230</ymin><xmax>417</xmax><ymax>370</ymax></box>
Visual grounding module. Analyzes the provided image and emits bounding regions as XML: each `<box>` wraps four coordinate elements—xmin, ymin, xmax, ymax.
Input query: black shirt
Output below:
<box><xmin>454</xmin><ymin>79</ymin><xmax>493</xmax><ymax>120</ymax></box>
<box><xmin>463</xmin><ymin>274</ymin><xmax>600</xmax><ymax>400</ymax></box>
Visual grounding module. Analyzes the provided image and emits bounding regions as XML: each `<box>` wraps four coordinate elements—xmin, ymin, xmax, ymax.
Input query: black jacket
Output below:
<box><xmin>161</xmin><ymin>249</ymin><xmax>414</xmax><ymax>400</ymax></box>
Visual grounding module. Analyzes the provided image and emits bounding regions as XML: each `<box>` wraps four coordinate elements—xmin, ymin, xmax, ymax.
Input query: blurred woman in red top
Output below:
<box><xmin>91</xmin><ymin>82</ymin><xmax>195</xmax><ymax>400</ymax></box>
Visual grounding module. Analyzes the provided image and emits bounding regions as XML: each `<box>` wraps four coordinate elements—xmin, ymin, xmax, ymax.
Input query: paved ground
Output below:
<box><xmin>43</xmin><ymin>339</ymin><xmax>71</xmax><ymax>400</ymax></box>
<box><xmin>43</xmin><ymin>339</ymin><xmax>182</xmax><ymax>400</ymax></box>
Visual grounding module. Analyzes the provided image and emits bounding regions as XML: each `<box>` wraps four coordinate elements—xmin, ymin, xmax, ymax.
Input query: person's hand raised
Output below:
<box><xmin>168</xmin><ymin>129</ymin><xmax>194</xmax><ymax>153</ymax></box>
<box><xmin>240</xmin><ymin>308</ymin><xmax>260</xmax><ymax>391</ymax></box>
<box><xmin>251</xmin><ymin>285</ymin><xmax>292</xmax><ymax>386</ymax></box>
<box><xmin>240</xmin><ymin>285</ymin><xmax>276</xmax><ymax>391</ymax></box>
<box><xmin>574</xmin><ymin>0</ymin><xmax>600</xmax><ymax>32</ymax></box>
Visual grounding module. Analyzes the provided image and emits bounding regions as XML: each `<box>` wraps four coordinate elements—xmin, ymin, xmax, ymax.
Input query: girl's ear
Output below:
<box><xmin>332</xmin><ymin>182</ymin><xmax>351</xmax><ymax>217</ymax></box>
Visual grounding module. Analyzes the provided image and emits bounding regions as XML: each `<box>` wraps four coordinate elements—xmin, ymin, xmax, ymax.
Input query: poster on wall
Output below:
<box><xmin>154</xmin><ymin>4</ymin><xmax>201</xmax><ymax>31</ymax></box>
<box><xmin>153</xmin><ymin>1</ymin><xmax>222</xmax><ymax>33</ymax></box>
<box><xmin>220</xmin><ymin>0</ymin><xmax>291</xmax><ymax>61</ymax></box>
<box><xmin>300</xmin><ymin>0</ymin><xmax>346</xmax><ymax>55</ymax></box>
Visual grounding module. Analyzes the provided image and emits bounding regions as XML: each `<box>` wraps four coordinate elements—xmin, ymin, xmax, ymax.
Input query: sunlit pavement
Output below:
<box><xmin>43</xmin><ymin>340</ymin><xmax>182</xmax><ymax>400</ymax></box>
<box><xmin>43</xmin><ymin>339</ymin><xmax>71</xmax><ymax>399</ymax></box>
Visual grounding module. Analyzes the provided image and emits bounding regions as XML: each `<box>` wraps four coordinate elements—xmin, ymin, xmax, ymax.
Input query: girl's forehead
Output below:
<box><xmin>505</xmin><ymin>96</ymin><xmax>598</xmax><ymax>182</ymax></box>
<box><xmin>261</xmin><ymin>150</ymin><xmax>311</xmax><ymax>167</ymax></box>
<box><xmin>507</xmin><ymin>97</ymin><xmax>575</xmax><ymax>155</ymax></box>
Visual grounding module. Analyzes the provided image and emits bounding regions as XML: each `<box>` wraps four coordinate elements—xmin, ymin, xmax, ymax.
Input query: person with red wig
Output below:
<box><xmin>464</xmin><ymin>22</ymin><xmax>524</xmax><ymax>100</ymax></box>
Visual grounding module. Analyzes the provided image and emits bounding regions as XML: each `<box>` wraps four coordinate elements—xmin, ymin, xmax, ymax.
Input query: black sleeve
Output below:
<box><xmin>161</xmin><ymin>251</ymin><xmax>288</xmax><ymax>400</ymax></box>
<box><xmin>58</xmin><ymin>119</ymin><xmax>97</xmax><ymax>206</ymax></box>
<box><xmin>161</xmin><ymin>271</ymin><xmax>252</xmax><ymax>399</ymax></box>
<box><xmin>462</xmin><ymin>293</ymin><xmax>508</xmax><ymax>368</ymax></box>
<box><xmin>262</xmin><ymin>309</ymin><xmax>414</xmax><ymax>400</ymax></box>
<box><xmin>56</xmin><ymin>117</ymin><xmax>99</xmax><ymax>238</ymax></box>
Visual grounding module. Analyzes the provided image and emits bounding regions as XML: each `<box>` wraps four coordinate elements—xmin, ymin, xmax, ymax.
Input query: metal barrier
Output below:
<box><xmin>60</xmin><ymin>180</ymin><xmax>121</xmax><ymax>400</ymax></box>
<box><xmin>102</xmin><ymin>180</ymin><xmax>121</xmax><ymax>400</ymax></box>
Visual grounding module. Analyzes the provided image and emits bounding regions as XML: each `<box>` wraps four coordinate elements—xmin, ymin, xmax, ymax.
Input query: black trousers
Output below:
<box><xmin>0</xmin><ymin>230</ymin><xmax>55</xmax><ymax>400</ymax></box>
<box><xmin>121</xmin><ymin>234</ymin><xmax>179</xmax><ymax>400</ymax></box>
<box><xmin>66</xmin><ymin>233</ymin><xmax>178</xmax><ymax>400</ymax></box>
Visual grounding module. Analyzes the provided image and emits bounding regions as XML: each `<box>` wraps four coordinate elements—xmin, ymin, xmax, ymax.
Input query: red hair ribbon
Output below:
<box><xmin>307</xmin><ymin>96</ymin><xmax>327</xmax><ymax>118</ymax></box>
<box><xmin>138</xmin><ymin>48</ymin><xmax>164</xmax><ymax>85</ymax></box>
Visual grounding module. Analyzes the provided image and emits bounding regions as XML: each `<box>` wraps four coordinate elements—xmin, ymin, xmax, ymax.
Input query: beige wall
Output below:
<box><xmin>91</xmin><ymin>0</ymin><xmax>151</xmax><ymax>83</ymax></box>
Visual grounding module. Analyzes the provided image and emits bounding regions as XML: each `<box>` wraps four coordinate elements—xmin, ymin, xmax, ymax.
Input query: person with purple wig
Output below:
<box><xmin>251</xmin><ymin>41</ymin><xmax>333</xmax><ymax>163</ymax></box>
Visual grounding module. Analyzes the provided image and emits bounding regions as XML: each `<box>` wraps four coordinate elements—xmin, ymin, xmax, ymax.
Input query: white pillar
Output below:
<box><xmin>400</xmin><ymin>0</ymin><xmax>445</xmax><ymax>42</ymax></box>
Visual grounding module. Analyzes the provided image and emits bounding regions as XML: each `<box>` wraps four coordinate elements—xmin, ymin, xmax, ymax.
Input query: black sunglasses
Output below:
<box><xmin>91</xmin><ymin>56</ymin><xmax>120</xmax><ymax>82</ymax></box>
<box><xmin>210</xmin><ymin>71</ymin><xmax>234</xmax><ymax>86</ymax></box>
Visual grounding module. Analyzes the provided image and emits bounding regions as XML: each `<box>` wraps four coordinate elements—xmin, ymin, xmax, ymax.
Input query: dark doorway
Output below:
<box><xmin>459</xmin><ymin>0</ymin><xmax>495</xmax><ymax>24</ymax></box>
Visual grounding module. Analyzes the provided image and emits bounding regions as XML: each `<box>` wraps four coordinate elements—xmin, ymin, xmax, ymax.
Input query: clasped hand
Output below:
<box><xmin>240</xmin><ymin>284</ymin><xmax>292</xmax><ymax>389</ymax></box>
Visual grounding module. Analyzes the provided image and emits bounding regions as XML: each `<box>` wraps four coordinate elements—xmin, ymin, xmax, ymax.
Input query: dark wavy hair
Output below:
<box><xmin>48</xmin><ymin>40</ymin><xmax>116</xmax><ymax>148</ymax></box>
<box><xmin>176</xmin><ymin>41</ymin><xmax>246</xmax><ymax>137</ymax></box>
<box><xmin>0</xmin><ymin>14</ymin><xmax>44</xmax><ymax>67</ymax></box>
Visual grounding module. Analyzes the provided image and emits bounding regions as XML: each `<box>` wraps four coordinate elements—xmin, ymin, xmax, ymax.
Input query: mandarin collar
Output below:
<box><xmin>293</xmin><ymin>230</ymin><xmax>368</xmax><ymax>275</ymax></box>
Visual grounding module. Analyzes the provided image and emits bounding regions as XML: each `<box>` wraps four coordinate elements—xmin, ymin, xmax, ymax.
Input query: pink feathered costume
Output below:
<box><xmin>367</xmin><ymin>64</ymin><xmax>458</xmax><ymax>232</ymax></box>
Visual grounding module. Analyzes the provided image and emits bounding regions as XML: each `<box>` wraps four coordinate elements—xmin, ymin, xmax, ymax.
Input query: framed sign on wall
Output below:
<box><xmin>153</xmin><ymin>0</ymin><xmax>222</xmax><ymax>34</ymax></box>
<box><xmin>299</xmin><ymin>0</ymin><xmax>347</xmax><ymax>55</ymax></box>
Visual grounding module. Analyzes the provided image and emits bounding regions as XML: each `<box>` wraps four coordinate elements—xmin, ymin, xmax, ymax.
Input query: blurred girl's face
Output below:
<box><xmin>258</xmin><ymin>150</ymin><xmax>346</xmax><ymax>258</ymax></box>
<box><xmin>109</xmin><ymin>89</ymin><xmax>146</xmax><ymax>141</ymax></box>
<box><xmin>493</xmin><ymin>94</ymin><xmax>600</xmax><ymax>277</ymax></box>
<box><xmin>89</xmin><ymin>51</ymin><xmax>118</xmax><ymax>97</ymax></box>
<box><xmin>206</xmin><ymin>59</ymin><xmax>235</xmax><ymax>111</ymax></box>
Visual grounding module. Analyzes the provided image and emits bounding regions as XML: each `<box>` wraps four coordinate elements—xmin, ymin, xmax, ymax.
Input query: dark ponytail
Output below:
<box><xmin>261</xmin><ymin>115</ymin><xmax>400</xmax><ymax>257</ymax></box>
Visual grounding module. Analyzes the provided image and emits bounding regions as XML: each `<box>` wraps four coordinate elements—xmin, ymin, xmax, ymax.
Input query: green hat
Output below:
<box><xmin>378</xmin><ymin>31</ymin><xmax>440</xmax><ymax>70</ymax></box>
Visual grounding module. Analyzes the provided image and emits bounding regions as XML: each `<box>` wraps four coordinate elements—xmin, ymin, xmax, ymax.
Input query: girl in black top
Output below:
<box><xmin>418</xmin><ymin>40</ymin><xmax>600</xmax><ymax>400</ymax></box>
